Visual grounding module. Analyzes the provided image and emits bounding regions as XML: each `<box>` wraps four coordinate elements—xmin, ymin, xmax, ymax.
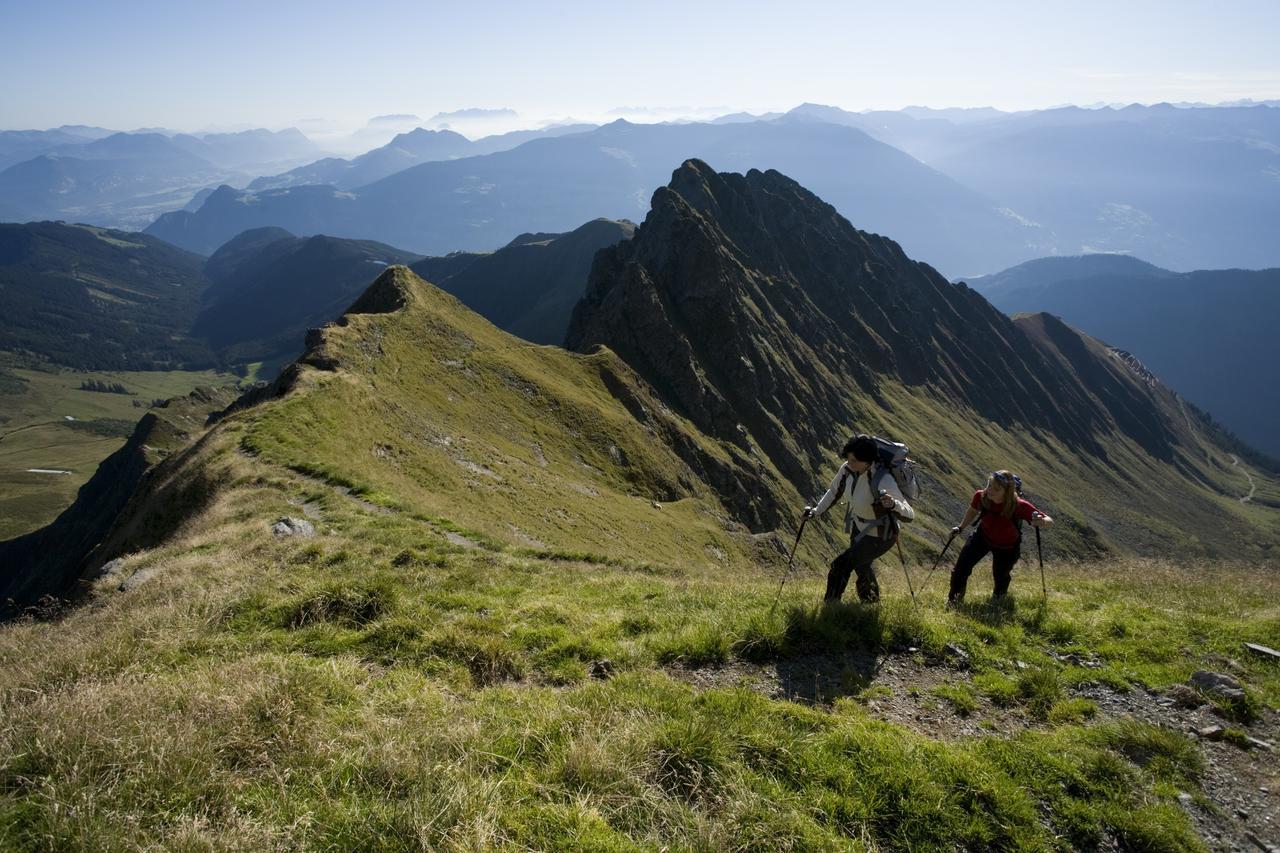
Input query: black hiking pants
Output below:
<box><xmin>948</xmin><ymin>528</ymin><xmax>1020</xmax><ymax>602</ymax></box>
<box><xmin>825</xmin><ymin>529</ymin><xmax>895</xmax><ymax>603</ymax></box>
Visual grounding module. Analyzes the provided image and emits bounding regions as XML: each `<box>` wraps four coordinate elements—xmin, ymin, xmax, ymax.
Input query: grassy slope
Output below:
<box><xmin>2</xmin><ymin>269</ymin><xmax>1276</xmax><ymax>848</ymax></box>
<box><xmin>0</xmin><ymin>365</ymin><xmax>234</xmax><ymax>539</ymax></box>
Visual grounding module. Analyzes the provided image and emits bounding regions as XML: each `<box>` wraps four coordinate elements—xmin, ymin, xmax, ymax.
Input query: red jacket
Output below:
<box><xmin>971</xmin><ymin>490</ymin><xmax>1038</xmax><ymax>548</ymax></box>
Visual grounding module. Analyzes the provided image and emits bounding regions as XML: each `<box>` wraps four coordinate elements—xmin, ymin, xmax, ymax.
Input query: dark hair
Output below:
<box><xmin>841</xmin><ymin>434</ymin><xmax>877</xmax><ymax>462</ymax></box>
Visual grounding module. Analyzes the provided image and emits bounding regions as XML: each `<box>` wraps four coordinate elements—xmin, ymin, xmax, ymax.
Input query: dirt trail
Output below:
<box><xmin>1231</xmin><ymin>454</ymin><xmax>1258</xmax><ymax>504</ymax></box>
<box><xmin>1179</xmin><ymin>396</ymin><xmax>1258</xmax><ymax>505</ymax></box>
<box><xmin>674</xmin><ymin>652</ymin><xmax>1279</xmax><ymax>851</ymax></box>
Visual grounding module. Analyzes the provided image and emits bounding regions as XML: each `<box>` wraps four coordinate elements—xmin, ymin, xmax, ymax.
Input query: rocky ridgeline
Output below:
<box><xmin>567</xmin><ymin>160</ymin><xmax>1192</xmax><ymax>523</ymax></box>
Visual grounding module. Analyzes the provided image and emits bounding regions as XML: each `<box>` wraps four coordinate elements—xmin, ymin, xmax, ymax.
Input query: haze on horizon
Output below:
<box><xmin>2</xmin><ymin>0</ymin><xmax>1278</xmax><ymax>137</ymax></box>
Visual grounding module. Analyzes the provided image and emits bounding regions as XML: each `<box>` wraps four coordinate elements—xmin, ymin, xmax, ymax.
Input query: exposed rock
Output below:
<box><xmin>1191</xmin><ymin>670</ymin><xmax>1248</xmax><ymax>701</ymax></box>
<box><xmin>94</xmin><ymin>558</ymin><xmax>126</xmax><ymax>579</ymax></box>
<box><xmin>117</xmin><ymin>568</ymin><xmax>157</xmax><ymax>593</ymax></box>
<box><xmin>1244</xmin><ymin>642</ymin><xmax>1280</xmax><ymax>662</ymax></box>
<box><xmin>590</xmin><ymin>659</ymin><xmax>616</xmax><ymax>679</ymax></box>
<box><xmin>272</xmin><ymin>517</ymin><xmax>315</xmax><ymax>538</ymax></box>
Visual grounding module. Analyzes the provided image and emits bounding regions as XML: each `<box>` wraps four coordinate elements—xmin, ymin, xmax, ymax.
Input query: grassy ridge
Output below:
<box><xmin>1</xmin><ymin>436</ymin><xmax>1273</xmax><ymax>849</ymax></box>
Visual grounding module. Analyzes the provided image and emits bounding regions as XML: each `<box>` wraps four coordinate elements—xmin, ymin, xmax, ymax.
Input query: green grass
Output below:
<box><xmin>1</xmin><ymin>270</ymin><xmax>1275</xmax><ymax>848</ymax></box>
<box><xmin>0</xmin><ymin>363</ymin><xmax>236</xmax><ymax>538</ymax></box>
<box><xmin>1</xmin><ymin>442</ymin><xmax>1272</xmax><ymax>848</ymax></box>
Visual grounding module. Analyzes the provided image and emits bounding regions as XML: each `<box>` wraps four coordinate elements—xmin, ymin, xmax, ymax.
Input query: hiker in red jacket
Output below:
<box><xmin>947</xmin><ymin>470</ymin><xmax>1052</xmax><ymax>603</ymax></box>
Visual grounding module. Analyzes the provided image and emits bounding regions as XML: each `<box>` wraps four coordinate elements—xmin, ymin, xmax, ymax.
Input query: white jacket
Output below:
<box><xmin>811</xmin><ymin>462</ymin><xmax>914</xmax><ymax>536</ymax></box>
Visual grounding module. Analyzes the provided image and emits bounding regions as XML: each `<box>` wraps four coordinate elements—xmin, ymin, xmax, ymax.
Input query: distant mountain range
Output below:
<box><xmin>248</xmin><ymin>124</ymin><xmax>597</xmax><ymax>191</ymax></box>
<box><xmin>0</xmin><ymin>128</ymin><xmax>324</xmax><ymax>229</ymax></box>
<box><xmin>0</xmin><ymin>216</ymin><xmax>627</xmax><ymax>374</ymax></box>
<box><xmin>789</xmin><ymin>102</ymin><xmax>1280</xmax><ymax>272</ymax></box>
<box><xmin>969</xmin><ymin>254</ymin><xmax>1280</xmax><ymax>458</ymax></box>
<box><xmin>147</xmin><ymin>119</ymin><xmax>1045</xmax><ymax>275</ymax></box>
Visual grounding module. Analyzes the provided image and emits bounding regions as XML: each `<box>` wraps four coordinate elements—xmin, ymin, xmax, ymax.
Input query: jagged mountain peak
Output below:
<box><xmin>567</xmin><ymin>161</ymin><xmax>1217</xmax><ymax>535</ymax></box>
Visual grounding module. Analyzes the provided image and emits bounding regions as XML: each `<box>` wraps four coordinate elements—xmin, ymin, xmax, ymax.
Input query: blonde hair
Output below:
<box><xmin>982</xmin><ymin>470</ymin><xmax>1018</xmax><ymax>519</ymax></box>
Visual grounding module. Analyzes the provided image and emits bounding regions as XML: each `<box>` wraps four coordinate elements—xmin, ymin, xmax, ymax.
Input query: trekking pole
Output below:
<box><xmin>879</xmin><ymin>489</ymin><xmax>916</xmax><ymax>604</ymax></box>
<box><xmin>1035</xmin><ymin>525</ymin><xmax>1047</xmax><ymax>600</ymax></box>
<box><xmin>771</xmin><ymin>514</ymin><xmax>808</xmax><ymax>614</ymax></box>
<box><xmin>895</xmin><ymin>534</ymin><xmax>917</xmax><ymax>604</ymax></box>
<box><xmin>917</xmin><ymin>529</ymin><xmax>958</xmax><ymax>596</ymax></box>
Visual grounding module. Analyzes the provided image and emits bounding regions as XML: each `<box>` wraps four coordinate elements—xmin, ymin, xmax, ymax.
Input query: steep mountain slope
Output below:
<box><xmin>567</xmin><ymin>160</ymin><xmax>1277</xmax><ymax>554</ymax></box>
<box><xmin>970</xmin><ymin>255</ymin><xmax>1280</xmax><ymax>458</ymax></box>
<box><xmin>0</xmin><ymin>222</ymin><xmax>215</xmax><ymax>369</ymax></box>
<box><xmin>192</xmin><ymin>231</ymin><xmax>422</xmax><ymax>366</ymax></box>
<box><xmin>408</xmin><ymin>218</ymin><xmax>634</xmax><ymax>344</ymax></box>
<box><xmin>146</xmin><ymin>119</ymin><xmax>1044</xmax><ymax>274</ymax></box>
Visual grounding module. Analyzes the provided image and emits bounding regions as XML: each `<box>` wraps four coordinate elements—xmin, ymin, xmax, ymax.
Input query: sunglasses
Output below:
<box><xmin>990</xmin><ymin>472</ymin><xmax>1022</xmax><ymax>492</ymax></box>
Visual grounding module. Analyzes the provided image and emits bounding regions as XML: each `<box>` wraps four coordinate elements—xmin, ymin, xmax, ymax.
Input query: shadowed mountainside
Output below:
<box><xmin>969</xmin><ymin>255</ymin><xmax>1280</xmax><ymax>459</ymax></box>
<box><xmin>0</xmin><ymin>221</ymin><xmax>215</xmax><ymax>369</ymax></box>
<box><xmin>409</xmin><ymin>218</ymin><xmax>634</xmax><ymax>345</ymax></box>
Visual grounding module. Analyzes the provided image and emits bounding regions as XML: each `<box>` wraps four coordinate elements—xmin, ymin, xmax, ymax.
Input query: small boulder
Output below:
<box><xmin>1197</xmin><ymin>725</ymin><xmax>1225</xmax><ymax>740</ymax></box>
<box><xmin>1189</xmin><ymin>670</ymin><xmax>1246</xmax><ymax>701</ymax></box>
<box><xmin>272</xmin><ymin>517</ymin><xmax>315</xmax><ymax>538</ymax></box>
<box><xmin>117</xmin><ymin>568</ymin><xmax>157</xmax><ymax>593</ymax></box>
<box><xmin>590</xmin><ymin>659</ymin><xmax>616</xmax><ymax>679</ymax></box>
<box><xmin>95</xmin><ymin>558</ymin><xmax>126</xmax><ymax>579</ymax></box>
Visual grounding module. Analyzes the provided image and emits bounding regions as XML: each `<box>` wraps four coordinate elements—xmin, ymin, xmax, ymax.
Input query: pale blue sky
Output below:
<box><xmin>2</xmin><ymin>0</ymin><xmax>1278</xmax><ymax>132</ymax></box>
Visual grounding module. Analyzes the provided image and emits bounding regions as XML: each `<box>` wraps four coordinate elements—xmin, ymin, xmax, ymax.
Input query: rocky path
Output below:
<box><xmin>1231</xmin><ymin>454</ymin><xmax>1258</xmax><ymax>504</ymax></box>
<box><xmin>674</xmin><ymin>653</ymin><xmax>1279</xmax><ymax>851</ymax></box>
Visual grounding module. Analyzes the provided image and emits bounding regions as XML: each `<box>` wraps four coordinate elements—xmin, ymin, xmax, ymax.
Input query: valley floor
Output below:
<box><xmin>1</xmin><ymin>441</ymin><xmax>1277</xmax><ymax>851</ymax></box>
<box><xmin>0</xmin><ymin>364</ymin><xmax>239</xmax><ymax>539</ymax></box>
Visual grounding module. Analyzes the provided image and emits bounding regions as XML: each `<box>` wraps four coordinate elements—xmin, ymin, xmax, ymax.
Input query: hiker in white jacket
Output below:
<box><xmin>805</xmin><ymin>434</ymin><xmax>914</xmax><ymax>603</ymax></box>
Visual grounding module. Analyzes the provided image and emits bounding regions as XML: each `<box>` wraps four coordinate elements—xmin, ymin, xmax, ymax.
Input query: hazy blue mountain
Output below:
<box><xmin>0</xmin><ymin>221</ymin><xmax>214</xmax><ymax>369</ymax></box>
<box><xmin>790</xmin><ymin>102</ymin><xmax>1280</xmax><ymax>270</ymax></box>
<box><xmin>0</xmin><ymin>133</ymin><xmax>230</xmax><ymax>228</ymax></box>
<box><xmin>0</xmin><ymin>129</ymin><xmax>324</xmax><ymax>229</ymax></box>
<box><xmin>249</xmin><ymin>124</ymin><xmax>597</xmax><ymax>190</ymax></box>
<box><xmin>969</xmin><ymin>255</ymin><xmax>1280</xmax><ymax>457</ymax></box>
<box><xmin>248</xmin><ymin>128</ymin><xmax>475</xmax><ymax>190</ymax></box>
<box><xmin>409</xmin><ymin>218</ymin><xmax>634</xmax><ymax>344</ymax></box>
<box><xmin>168</xmin><ymin>127</ymin><xmax>322</xmax><ymax>171</ymax></box>
<box><xmin>147</xmin><ymin>119</ymin><xmax>1045</xmax><ymax>275</ymax></box>
<box><xmin>0</xmin><ymin>128</ymin><xmax>98</xmax><ymax>171</ymax></box>
<box><xmin>192</xmin><ymin>230</ymin><xmax>422</xmax><ymax>366</ymax></box>
<box><xmin>932</xmin><ymin>118</ymin><xmax>1280</xmax><ymax>271</ymax></box>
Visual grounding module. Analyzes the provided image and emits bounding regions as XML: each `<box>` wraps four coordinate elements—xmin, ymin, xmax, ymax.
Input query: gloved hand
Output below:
<box><xmin>951</xmin><ymin>525</ymin><xmax>962</xmax><ymax>536</ymax></box>
<box><xmin>803</xmin><ymin>506</ymin><xmax>815</xmax><ymax>519</ymax></box>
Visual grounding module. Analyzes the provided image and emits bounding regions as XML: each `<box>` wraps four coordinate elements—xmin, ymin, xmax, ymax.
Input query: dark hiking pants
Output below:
<box><xmin>825</xmin><ymin>530</ymin><xmax>895</xmax><ymax>603</ymax></box>
<box><xmin>948</xmin><ymin>528</ymin><xmax>1020</xmax><ymax>602</ymax></box>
